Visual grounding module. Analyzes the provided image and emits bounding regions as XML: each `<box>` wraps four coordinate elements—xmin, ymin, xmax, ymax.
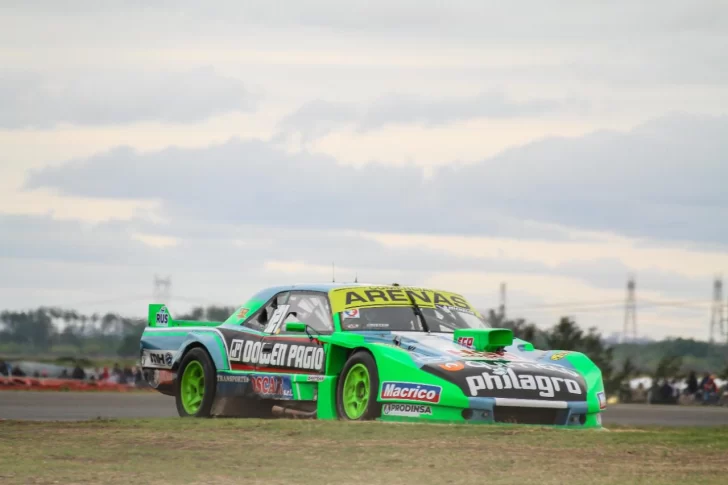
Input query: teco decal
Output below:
<box><xmin>457</xmin><ymin>337</ymin><xmax>474</xmax><ymax>348</ymax></box>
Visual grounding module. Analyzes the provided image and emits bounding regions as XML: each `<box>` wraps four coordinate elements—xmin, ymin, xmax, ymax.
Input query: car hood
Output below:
<box><xmin>360</xmin><ymin>331</ymin><xmax>588</xmax><ymax>402</ymax></box>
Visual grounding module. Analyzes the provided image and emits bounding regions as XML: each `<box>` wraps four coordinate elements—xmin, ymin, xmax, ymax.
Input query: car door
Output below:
<box><xmin>258</xmin><ymin>291</ymin><xmax>332</xmax><ymax>375</ymax></box>
<box><xmin>220</xmin><ymin>291</ymin><xmax>290</xmax><ymax>372</ymax></box>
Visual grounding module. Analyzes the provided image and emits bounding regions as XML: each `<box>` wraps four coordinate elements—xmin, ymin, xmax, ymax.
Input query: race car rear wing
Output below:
<box><xmin>147</xmin><ymin>304</ymin><xmax>224</xmax><ymax>328</ymax></box>
<box><xmin>148</xmin><ymin>304</ymin><xmax>173</xmax><ymax>327</ymax></box>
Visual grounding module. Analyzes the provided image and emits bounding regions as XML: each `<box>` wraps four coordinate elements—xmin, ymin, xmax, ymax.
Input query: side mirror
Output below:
<box><xmin>285</xmin><ymin>322</ymin><xmax>307</xmax><ymax>333</ymax></box>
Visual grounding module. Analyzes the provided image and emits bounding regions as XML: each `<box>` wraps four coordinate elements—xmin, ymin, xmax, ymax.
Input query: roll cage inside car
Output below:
<box><xmin>241</xmin><ymin>290</ymin><xmax>336</xmax><ymax>335</ymax></box>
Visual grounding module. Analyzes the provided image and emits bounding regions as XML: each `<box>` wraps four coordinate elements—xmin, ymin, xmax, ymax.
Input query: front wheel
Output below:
<box><xmin>336</xmin><ymin>351</ymin><xmax>381</xmax><ymax>420</ymax></box>
<box><xmin>175</xmin><ymin>348</ymin><xmax>216</xmax><ymax>417</ymax></box>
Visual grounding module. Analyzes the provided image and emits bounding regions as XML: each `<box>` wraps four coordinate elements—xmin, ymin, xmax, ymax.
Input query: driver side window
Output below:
<box><xmin>278</xmin><ymin>291</ymin><xmax>334</xmax><ymax>334</ymax></box>
<box><xmin>242</xmin><ymin>292</ymin><xmax>290</xmax><ymax>332</ymax></box>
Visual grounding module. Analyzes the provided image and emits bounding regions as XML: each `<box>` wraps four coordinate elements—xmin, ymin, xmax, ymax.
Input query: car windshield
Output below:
<box><xmin>339</xmin><ymin>305</ymin><xmax>490</xmax><ymax>332</ymax></box>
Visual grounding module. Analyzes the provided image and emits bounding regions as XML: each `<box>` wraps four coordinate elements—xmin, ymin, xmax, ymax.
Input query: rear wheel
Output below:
<box><xmin>175</xmin><ymin>348</ymin><xmax>216</xmax><ymax>417</ymax></box>
<box><xmin>336</xmin><ymin>351</ymin><xmax>381</xmax><ymax>420</ymax></box>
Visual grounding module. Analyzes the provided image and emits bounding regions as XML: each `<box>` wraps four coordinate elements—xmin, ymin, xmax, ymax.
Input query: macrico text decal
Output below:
<box><xmin>380</xmin><ymin>382</ymin><xmax>442</xmax><ymax>404</ymax></box>
<box><xmin>227</xmin><ymin>336</ymin><xmax>324</xmax><ymax>372</ymax></box>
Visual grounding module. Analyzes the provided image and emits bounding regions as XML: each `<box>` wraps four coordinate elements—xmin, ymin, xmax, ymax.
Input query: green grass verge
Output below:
<box><xmin>1</xmin><ymin>419</ymin><xmax>727</xmax><ymax>485</ymax></box>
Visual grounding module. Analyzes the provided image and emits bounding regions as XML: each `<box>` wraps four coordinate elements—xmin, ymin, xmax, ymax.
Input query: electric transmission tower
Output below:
<box><xmin>153</xmin><ymin>275</ymin><xmax>172</xmax><ymax>303</ymax></box>
<box><xmin>499</xmin><ymin>282</ymin><xmax>507</xmax><ymax>320</ymax></box>
<box><xmin>623</xmin><ymin>275</ymin><xmax>637</xmax><ymax>342</ymax></box>
<box><xmin>724</xmin><ymin>292</ymin><xmax>728</xmax><ymax>344</ymax></box>
<box><xmin>709</xmin><ymin>276</ymin><xmax>725</xmax><ymax>343</ymax></box>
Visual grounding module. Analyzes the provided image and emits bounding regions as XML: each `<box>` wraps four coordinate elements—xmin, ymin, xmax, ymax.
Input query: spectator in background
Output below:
<box><xmin>71</xmin><ymin>364</ymin><xmax>86</xmax><ymax>380</ymax></box>
<box><xmin>633</xmin><ymin>382</ymin><xmax>647</xmax><ymax>402</ymax></box>
<box><xmin>670</xmin><ymin>379</ymin><xmax>681</xmax><ymax>400</ymax></box>
<box><xmin>0</xmin><ymin>360</ymin><xmax>8</xmax><ymax>376</ymax></box>
<box><xmin>701</xmin><ymin>374</ymin><xmax>719</xmax><ymax>404</ymax></box>
<box><xmin>686</xmin><ymin>371</ymin><xmax>699</xmax><ymax>395</ymax></box>
<box><xmin>117</xmin><ymin>367</ymin><xmax>128</xmax><ymax>385</ymax></box>
<box><xmin>659</xmin><ymin>379</ymin><xmax>675</xmax><ymax>403</ymax></box>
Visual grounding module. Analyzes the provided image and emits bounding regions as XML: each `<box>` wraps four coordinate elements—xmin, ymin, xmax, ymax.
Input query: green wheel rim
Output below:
<box><xmin>342</xmin><ymin>363</ymin><xmax>370</xmax><ymax>419</ymax></box>
<box><xmin>181</xmin><ymin>361</ymin><xmax>205</xmax><ymax>414</ymax></box>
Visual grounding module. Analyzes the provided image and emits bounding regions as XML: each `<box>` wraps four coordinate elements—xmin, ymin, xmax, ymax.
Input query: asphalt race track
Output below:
<box><xmin>2</xmin><ymin>391</ymin><xmax>728</xmax><ymax>426</ymax></box>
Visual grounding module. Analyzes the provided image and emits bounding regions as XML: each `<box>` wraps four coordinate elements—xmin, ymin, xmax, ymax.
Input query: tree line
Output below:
<box><xmin>2</xmin><ymin>305</ymin><xmax>726</xmax><ymax>394</ymax></box>
<box><xmin>0</xmin><ymin>306</ymin><xmax>235</xmax><ymax>358</ymax></box>
<box><xmin>488</xmin><ymin>310</ymin><xmax>728</xmax><ymax>393</ymax></box>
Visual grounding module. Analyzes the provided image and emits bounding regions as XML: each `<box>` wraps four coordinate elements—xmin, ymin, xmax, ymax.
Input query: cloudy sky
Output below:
<box><xmin>2</xmin><ymin>1</ymin><xmax>727</xmax><ymax>341</ymax></box>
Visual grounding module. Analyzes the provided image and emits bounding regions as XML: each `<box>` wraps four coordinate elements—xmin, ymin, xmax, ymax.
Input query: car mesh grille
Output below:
<box><xmin>493</xmin><ymin>405</ymin><xmax>565</xmax><ymax>425</ymax></box>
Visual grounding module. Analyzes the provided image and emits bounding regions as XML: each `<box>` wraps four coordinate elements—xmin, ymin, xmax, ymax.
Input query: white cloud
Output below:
<box><xmin>22</xmin><ymin>113</ymin><xmax>728</xmax><ymax>244</ymax></box>
<box><xmin>0</xmin><ymin>67</ymin><xmax>258</xmax><ymax>129</ymax></box>
<box><xmin>360</xmin><ymin>230</ymin><xmax>727</xmax><ymax>280</ymax></box>
<box><xmin>1</xmin><ymin>0</ymin><xmax>727</xmax><ymax>344</ymax></box>
<box><xmin>131</xmin><ymin>233</ymin><xmax>179</xmax><ymax>249</ymax></box>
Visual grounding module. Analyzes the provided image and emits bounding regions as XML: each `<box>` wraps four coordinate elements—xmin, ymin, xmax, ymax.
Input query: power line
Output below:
<box><xmin>509</xmin><ymin>297</ymin><xmax>711</xmax><ymax>312</ymax></box>
<box><xmin>40</xmin><ymin>295</ymin><xmax>152</xmax><ymax>309</ymax></box>
<box><xmin>509</xmin><ymin>299</ymin><xmax>624</xmax><ymax>311</ymax></box>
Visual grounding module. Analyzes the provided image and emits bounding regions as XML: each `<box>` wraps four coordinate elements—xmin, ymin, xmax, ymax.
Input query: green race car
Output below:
<box><xmin>139</xmin><ymin>283</ymin><xmax>607</xmax><ymax>427</ymax></box>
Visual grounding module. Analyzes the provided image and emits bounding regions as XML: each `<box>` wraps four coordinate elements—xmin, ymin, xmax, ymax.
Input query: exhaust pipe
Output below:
<box><xmin>271</xmin><ymin>405</ymin><xmax>317</xmax><ymax>419</ymax></box>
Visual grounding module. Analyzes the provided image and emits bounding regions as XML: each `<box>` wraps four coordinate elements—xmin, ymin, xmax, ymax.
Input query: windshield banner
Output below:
<box><xmin>329</xmin><ymin>286</ymin><xmax>479</xmax><ymax>315</ymax></box>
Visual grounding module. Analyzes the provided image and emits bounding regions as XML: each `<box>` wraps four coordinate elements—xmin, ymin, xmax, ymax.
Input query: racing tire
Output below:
<box><xmin>336</xmin><ymin>351</ymin><xmax>382</xmax><ymax>420</ymax></box>
<box><xmin>175</xmin><ymin>347</ymin><xmax>217</xmax><ymax>418</ymax></box>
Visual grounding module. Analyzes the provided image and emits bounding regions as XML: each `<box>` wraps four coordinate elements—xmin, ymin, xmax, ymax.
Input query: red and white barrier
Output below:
<box><xmin>0</xmin><ymin>376</ymin><xmax>153</xmax><ymax>392</ymax></box>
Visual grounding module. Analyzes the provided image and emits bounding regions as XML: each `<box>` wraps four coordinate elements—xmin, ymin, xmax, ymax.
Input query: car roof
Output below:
<box><xmin>246</xmin><ymin>282</ymin><xmax>409</xmax><ymax>302</ymax></box>
<box><xmin>260</xmin><ymin>282</ymin><xmax>380</xmax><ymax>293</ymax></box>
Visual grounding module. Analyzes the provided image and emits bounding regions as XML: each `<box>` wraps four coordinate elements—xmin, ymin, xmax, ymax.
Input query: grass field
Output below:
<box><xmin>1</xmin><ymin>419</ymin><xmax>727</xmax><ymax>485</ymax></box>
